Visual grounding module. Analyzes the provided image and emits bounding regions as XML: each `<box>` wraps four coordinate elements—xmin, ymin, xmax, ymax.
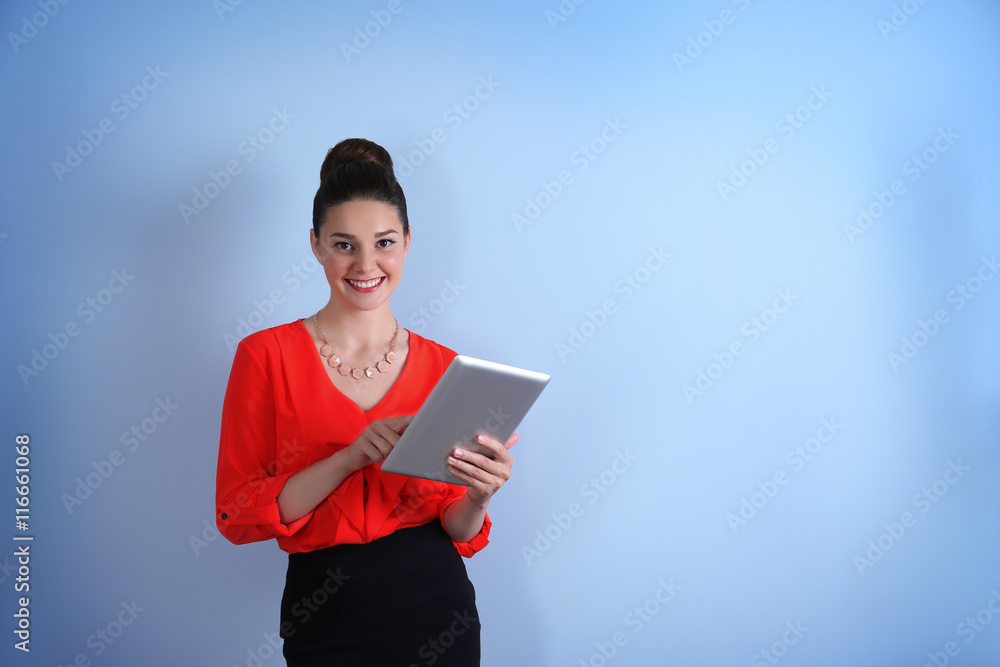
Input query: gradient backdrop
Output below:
<box><xmin>2</xmin><ymin>1</ymin><xmax>999</xmax><ymax>665</ymax></box>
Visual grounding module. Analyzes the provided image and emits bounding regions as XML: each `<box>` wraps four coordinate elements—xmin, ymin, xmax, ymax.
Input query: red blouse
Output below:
<box><xmin>215</xmin><ymin>319</ymin><xmax>490</xmax><ymax>557</ymax></box>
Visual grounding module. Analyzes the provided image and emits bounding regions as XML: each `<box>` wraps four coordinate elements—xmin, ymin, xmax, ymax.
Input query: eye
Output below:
<box><xmin>334</xmin><ymin>241</ymin><xmax>353</xmax><ymax>251</ymax></box>
<box><xmin>377</xmin><ymin>238</ymin><xmax>395</xmax><ymax>248</ymax></box>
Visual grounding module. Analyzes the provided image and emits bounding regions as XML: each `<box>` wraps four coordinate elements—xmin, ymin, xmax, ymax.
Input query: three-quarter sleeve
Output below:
<box><xmin>215</xmin><ymin>339</ymin><xmax>314</xmax><ymax>544</ymax></box>
<box><xmin>439</xmin><ymin>487</ymin><xmax>492</xmax><ymax>558</ymax></box>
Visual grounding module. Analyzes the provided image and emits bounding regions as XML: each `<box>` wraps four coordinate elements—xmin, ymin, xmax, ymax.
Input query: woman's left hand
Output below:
<box><xmin>448</xmin><ymin>432</ymin><xmax>518</xmax><ymax>505</ymax></box>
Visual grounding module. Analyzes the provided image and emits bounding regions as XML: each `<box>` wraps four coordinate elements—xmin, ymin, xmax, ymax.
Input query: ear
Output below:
<box><xmin>403</xmin><ymin>228</ymin><xmax>412</xmax><ymax>257</ymax></box>
<box><xmin>310</xmin><ymin>227</ymin><xmax>323</xmax><ymax>263</ymax></box>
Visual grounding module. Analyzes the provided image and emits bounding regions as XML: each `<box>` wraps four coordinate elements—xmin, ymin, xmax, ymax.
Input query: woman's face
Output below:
<box><xmin>311</xmin><ymin>199</ymin><xmax>410</xmax><ymax>313</ymax></box>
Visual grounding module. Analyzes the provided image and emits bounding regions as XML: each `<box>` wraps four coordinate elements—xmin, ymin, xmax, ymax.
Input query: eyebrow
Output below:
<box><xmin>327</xmin><ymin>230</ymin><xmax>399</xmax><ymax>240</ymax></box>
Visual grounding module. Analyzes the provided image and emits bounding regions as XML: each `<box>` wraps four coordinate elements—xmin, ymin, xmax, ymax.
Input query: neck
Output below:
<box><xmin>315</xmin><ymin>301</ymin><xmax>397</xmax><ymax>351</ymax></box>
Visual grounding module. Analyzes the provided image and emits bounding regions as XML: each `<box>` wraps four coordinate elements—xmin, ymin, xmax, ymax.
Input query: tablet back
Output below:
<box><xmin>380</xmin><ymin>355</ymin><xmax>550</xmax><ymax>485</ymax></box>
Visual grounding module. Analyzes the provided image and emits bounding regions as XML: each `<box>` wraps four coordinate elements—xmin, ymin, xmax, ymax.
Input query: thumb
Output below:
<box><xmin>504</xmin><ymin>432</ymin><xmax>519</xmax><ymax>450</ymax></box>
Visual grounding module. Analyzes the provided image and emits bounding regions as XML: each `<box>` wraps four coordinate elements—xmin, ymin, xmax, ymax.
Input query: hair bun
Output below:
<box><xmin>320</xmin><ymin>138</ymin><xmax>394</xmax><ymax>182</ymax></box>
<box><xmin>313</xmin><ymin>137</ymin><xmax>409</xmax><ymax>239</ymax></box>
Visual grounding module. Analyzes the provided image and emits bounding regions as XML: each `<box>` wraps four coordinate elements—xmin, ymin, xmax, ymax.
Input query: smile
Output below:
<box><xmin>346</xmin><ymin>277</ymin><xmax>386</xmax><ymax>292</ymax></box>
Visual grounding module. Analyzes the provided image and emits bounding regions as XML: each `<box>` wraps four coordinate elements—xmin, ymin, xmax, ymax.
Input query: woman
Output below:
<box><xmin>215</xmin><ymin>138</ymin><xmax>515</xmax><ymax>666</ymax></box>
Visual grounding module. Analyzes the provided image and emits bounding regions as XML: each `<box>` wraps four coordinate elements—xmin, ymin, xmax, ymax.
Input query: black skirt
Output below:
<box><xmin>279</xmin><ymin>521</ymin><xmax>480</xmax><ymax>666</ymax></box>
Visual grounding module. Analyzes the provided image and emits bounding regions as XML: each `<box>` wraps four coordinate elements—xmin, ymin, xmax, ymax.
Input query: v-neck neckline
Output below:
<box><xmin>294</xmin><ymin>318</ymin><xmax>414</xmax><ymax>416</ymax></box>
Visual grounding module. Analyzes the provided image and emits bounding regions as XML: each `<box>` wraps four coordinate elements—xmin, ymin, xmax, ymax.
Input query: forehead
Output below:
<box><xmin>322</xmin><ymin>199</ymin><xmax>403</xmax><ymax>236</ymax></box>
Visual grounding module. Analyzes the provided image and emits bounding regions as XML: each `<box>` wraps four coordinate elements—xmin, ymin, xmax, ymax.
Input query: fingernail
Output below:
<box><xmin>453</xmin><ymin>450</ymin><xmax>464</xmax><ymax>458</ymax></box>
<box><xmin>477</xmin><ymin>434</ymin><xmax>487</xmax><ymax>443</ymax></box>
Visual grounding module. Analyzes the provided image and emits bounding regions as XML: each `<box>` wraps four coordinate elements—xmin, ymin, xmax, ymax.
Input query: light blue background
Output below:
<box><xmin>2</xmin><ymin>1</ymin><xmax>999</xmax><ymax>665</ymax></box>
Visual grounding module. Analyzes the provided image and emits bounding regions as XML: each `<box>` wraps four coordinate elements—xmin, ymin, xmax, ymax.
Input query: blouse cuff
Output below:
<box><xmin>447</xmin><ymin>510</ymin><xmax>492</xmax><ymax>558</ymax></box>
<box><xmin>217</xmin><ymin>472</ymin><xmax>314</xmax><ymax>542</ymax></box>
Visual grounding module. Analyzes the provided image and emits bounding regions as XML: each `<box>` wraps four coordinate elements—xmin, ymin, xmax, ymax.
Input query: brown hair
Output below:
<box><xmin>312</xmin><ymin>138</ymin><xmax>408</xmax><ymax>238</ymax></box>
<box><xmin>319</xmin><ymin>138</ymin><xmax>394</xmax><ymax>181</ymax></box>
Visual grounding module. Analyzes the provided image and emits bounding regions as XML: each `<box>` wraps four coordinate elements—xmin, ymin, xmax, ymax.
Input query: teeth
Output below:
<box><xmin>348</xmin><ymin>278</ymin><xmax>382</xmax><ymax>288</ymax></box>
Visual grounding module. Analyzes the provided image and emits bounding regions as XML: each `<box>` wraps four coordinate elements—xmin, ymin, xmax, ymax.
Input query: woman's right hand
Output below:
<box><xmin>278</xmin><ymin>415</ymin><xmax>414</xmax><ymax>524</ymax></box>
<box><xmin>338</xmin><ymin>415</ymin><xmax>414</xmax><ymax>473</ymax></box>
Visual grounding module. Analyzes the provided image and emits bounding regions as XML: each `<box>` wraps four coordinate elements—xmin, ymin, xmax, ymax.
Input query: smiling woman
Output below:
<box><xmin>313</xmin><ymin>200</ymin><xmax>408</xmax><ymax>322</ymax></box>
<box><xmin>214</xmin><ymin>138</ymin><xmax>517</xmax><ymax>666</ymax></box>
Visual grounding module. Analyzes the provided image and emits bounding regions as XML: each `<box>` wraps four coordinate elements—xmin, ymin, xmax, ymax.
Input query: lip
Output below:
<box><xmin>345</xmin><ymin>276</ymin><xmax>386</xmax><ymax>293</ymax></box>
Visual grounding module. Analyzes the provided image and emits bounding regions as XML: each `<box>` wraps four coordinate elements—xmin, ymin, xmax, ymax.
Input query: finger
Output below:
<box><xmin>446</xmin><ymin>464</ymin><xmax>480</xmax><ymax>492</ymax></box>
<box><xmin>358</xmin><ymin>441</ymin><xmax>387</xmax><ymax>465</ymax></box>
<box><xmin>459</xmin><ymin>438</ymin><xmax>513</xmax><ymax>473</ymax></box>
<box><xmin>447</xmin><ymin>455</ymin><xmax>494</xmax><ymax>487</ymax></box>
<box><xmin>383</xmin><ymin>414</ymin><xmax>414</xmax><ymax>433</ymax></box>
<box><xmin>370</xmin><ymin>441</ymin><xmax>393</xmax><ymax>460</ymax></box>
<box><xmin>504</xmin><ymin>432</ymin><xmax>519</xmax><ymax>450</ymax></box>
<box><xmin>451</xmin><ymin>447</ymin><xmax>511</xmax><ymax>482</ymax></box>
<box><xmin>477</xmin><ymin>435</ymin><xmax>514</xmax><ymax>469</ymax></box>
<box><xmin>447</xmin><ymin>459</ymin><xmax>505</xmax><ymax>504</ymax></box>
<box><xmin>471</xmin><ymin>432</ymin><xmax>507</xmax><ymax>459</ymax></box>
<box><xmin>370</xmin><ymin>421</ymin><xmax>404</xmax><ymax>447</ymax></box>
<box><xmin>358</xmin><ymin>428</ymin><xmax>397</xmax><ymax>461</ymax></box>
<box><xmin>372</xmin><ymin>435</ymin><xmax>398</xmax><ymax>459</ymax></box>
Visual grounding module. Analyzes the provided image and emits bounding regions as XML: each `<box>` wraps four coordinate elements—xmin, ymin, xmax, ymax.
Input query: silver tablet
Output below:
<box><xmin>380</xmin><ymin>355</ymin><xmax>550</xmax><ymax>485</ymax></box>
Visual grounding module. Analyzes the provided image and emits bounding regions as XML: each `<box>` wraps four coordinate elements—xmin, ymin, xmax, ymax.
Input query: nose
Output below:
<box><xmin>354</xmin><ymin>247</ymin><xmax>376</xmax><ymax>274</ymax></box>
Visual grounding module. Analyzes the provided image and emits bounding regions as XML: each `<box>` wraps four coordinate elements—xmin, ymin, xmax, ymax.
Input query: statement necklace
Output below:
<box><xmin>313</xmin><ymin>313</ymin><xmax>399</xmax><ymax>380</ymax></box>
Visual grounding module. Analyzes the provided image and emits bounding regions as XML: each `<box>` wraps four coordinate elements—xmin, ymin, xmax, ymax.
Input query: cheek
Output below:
<box><xmin>382</xmin><ymin>252</ymin><xmax>406</xmax><ymax>276</ymax></box>
<box><xmin>323</xmin><ymin>255</ymin><xmax>351</xmax><ymax>280</ymax></box>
